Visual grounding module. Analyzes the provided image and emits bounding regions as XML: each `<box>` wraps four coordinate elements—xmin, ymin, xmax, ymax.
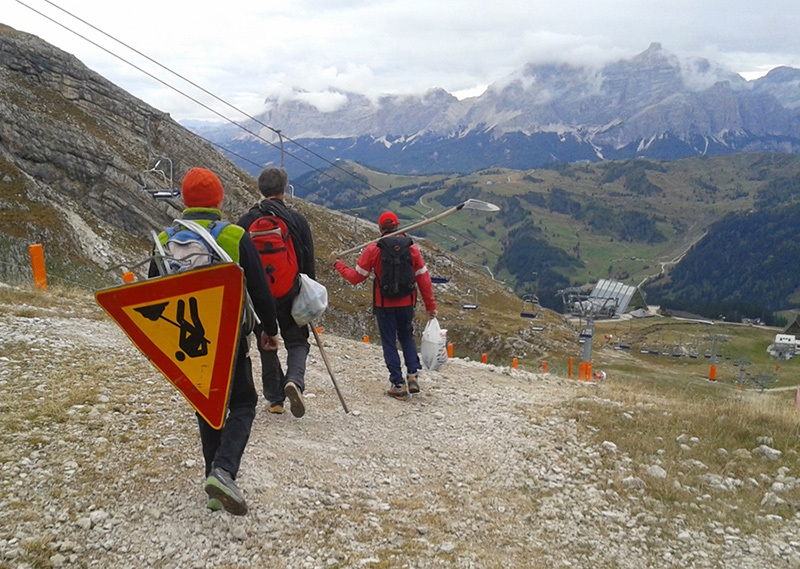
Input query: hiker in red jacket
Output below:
<box><xmin>334</xmin><ymin>211</ymin><xmax>437</xmax><ymax>400</ymax></box>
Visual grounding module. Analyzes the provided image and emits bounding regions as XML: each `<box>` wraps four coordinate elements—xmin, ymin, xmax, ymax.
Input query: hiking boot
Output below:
<box><xmin>204</xmin><ymin>467</ymin><xmax>248</xmax><ymax>516</ymax></box>
<box><xmin>207</xmin><ymin>498</ymin><xmax>222</xmax><ymax>511</ymax></box>
<box><xmin>387</xmin><ymin>383</ymin><xmax>409</xmax><ymax>401</ymax></box>
<box><xmin>407</xmin><ymin>375</ymin><xmax>420</xmax><ymax>394</ymax></box>
<box><xmin>267</xmin><ymin>402</ymin><xmax>285</xmax><ymax>414</ymax></box>
<box><xmin>284</xmin><ymin>382</ymin><xmax>305</xmax><ymax>418</ymax></box>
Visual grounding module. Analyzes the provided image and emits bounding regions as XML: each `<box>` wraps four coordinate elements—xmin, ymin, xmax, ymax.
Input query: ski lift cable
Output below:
<box><xmin>19</xmin><ymin>0</ymin><xmax>503</xmax><ymax>262</ymax></box>
<box><xmin>30</xmin><ymin>0</ymin><xmax>428</xmax><ymax>216</ymax></box>
<box><xmin>18</xmin><ymin>0</ymin><xmax>322</xmax><ymax>172</ymax></box>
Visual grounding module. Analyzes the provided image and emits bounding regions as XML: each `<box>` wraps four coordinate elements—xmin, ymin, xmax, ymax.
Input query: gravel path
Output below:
<box><xmin>2</xmin><ymin>288</ymin><xmax>800</xmax><ymax>568</ymax></box>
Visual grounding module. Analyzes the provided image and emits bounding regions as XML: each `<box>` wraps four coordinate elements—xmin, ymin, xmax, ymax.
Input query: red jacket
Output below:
<box><xmin>335</xmin><ymin>240</ymin><xmax>436</xmax><ymax>310</ymax></box>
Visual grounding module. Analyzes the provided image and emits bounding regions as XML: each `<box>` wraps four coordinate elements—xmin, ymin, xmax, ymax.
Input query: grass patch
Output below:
<box><xmin>564</xmin><ymin>372</ymin><xmax>800</xmax><ymax>534</ymax></box>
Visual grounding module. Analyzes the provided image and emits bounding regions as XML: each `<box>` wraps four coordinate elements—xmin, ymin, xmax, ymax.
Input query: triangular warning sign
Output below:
<box><xmin>95</xmin><ymin>263</ymin><xmax>245</xmax><ymax>429</ymax></box>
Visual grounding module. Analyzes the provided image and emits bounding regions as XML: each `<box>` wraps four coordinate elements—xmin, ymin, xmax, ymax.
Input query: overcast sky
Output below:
<box><xmin>6</xmin><ymin>0</ymin><xmax>800</xmax><ymax>123</ymax></box>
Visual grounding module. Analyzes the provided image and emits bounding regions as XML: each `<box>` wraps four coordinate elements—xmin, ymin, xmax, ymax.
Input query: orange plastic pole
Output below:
<box><xmin>122</xmin><ymin>271</ymin><xmax>135</xmax><ymax>283</ymax></box>
<box><xmin>542</xmin><ymin>361</ymin><xmax>548</xmax><ymax>374</ymax></box>
<box><xmin>578</xmin><ymin>361</ymin><xmax>585</xmax><ymax>380</ymax></box>
<box><xmin>568</xmin><ymin>357</ymin><xmax>574</xmax><ymax>379</ymax></box>
<box><xmin>447</xmin><ymin>343</ymin><xmax>453</xmax><ymax>358</ymax></box>
<box><xmin>512</xmin><ymin>357</ymin><xmax>518</xmax><ymax>369</ymax></box>
<box><xmin>29</xmin><ymin>244</ymin><xmax>47</xmax><ymax>290</ymax></box>
<box><xmin>481</xmin><ymin>353</ymin><xmax>488</xmax><ymax>364</ymax></box>
<box><xmin>709</xmin><ymin>365</ymin><xmax>717</xmax><ymax>381</ymax></box>
<box><xmin>586</xmin><ymin>362</ymin><xmax>592</xmax><ymax>380</ymax></box>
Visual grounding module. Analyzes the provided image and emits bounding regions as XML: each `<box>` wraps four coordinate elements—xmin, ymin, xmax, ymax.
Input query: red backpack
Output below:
<box><xmin>248</xmin><ymin>214</ymin><xmax>299</xmax><ymax>299</ymax></box>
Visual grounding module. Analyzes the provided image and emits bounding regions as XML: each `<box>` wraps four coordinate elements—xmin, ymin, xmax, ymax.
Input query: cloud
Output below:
<box><xmin>294</xmin><ymin>90</ymin><xmax>350</xmax><ymax>113</ymax></box>
<box><xmin>5</xmin><ymin>0</ymin><xmax>800</xmax><ymax>121</ymax></box>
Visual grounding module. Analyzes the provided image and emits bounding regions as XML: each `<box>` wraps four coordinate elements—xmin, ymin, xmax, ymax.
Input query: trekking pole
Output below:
<box><xmin>333</xmin><ymin>198</ymin><xmax>500</xmax><ymax>257</ymax></box>
<box><xmin>310</xmin><ymin>322</ymin><xmax>350</xmax><ymax>413</ymax></box>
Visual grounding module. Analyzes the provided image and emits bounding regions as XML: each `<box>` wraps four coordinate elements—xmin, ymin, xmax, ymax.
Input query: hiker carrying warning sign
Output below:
<box><xmin>333</xmin><ymin>211</ymin><xmax>436</xmax><ymax>402</ymax></box>
<box><xmin>237</xmin><ymin>167</ymin><xmax>317</xmax><ymax>419</ymax></box>
<box><xmin>148</xmin><ymin>167</ymin><xmax>279</xmax><ymax>516</ymax></box>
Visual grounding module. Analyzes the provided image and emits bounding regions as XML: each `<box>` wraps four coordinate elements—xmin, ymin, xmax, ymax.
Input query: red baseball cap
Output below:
<box><xmin>378</xmin><ymin>211</ymin><xmax>399</xmax><ymax>228</ymax></box>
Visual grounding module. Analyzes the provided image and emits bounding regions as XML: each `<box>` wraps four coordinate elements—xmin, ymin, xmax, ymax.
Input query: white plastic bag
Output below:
<box><xmin>291</xmin><ymin>273</ymin><xmax>328</xmax><ymax>326</ymax></box>
<box><xmin>421</xmin><ymin>317</ymin><xmax>448</xmax><ymax>371</ymax></box>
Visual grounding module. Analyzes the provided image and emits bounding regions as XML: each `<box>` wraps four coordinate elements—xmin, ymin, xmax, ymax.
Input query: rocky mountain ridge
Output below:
<box><xmin>203</xmin><ymin>43</ymin><xmax>800</xmax><ymax>176</ymax></box>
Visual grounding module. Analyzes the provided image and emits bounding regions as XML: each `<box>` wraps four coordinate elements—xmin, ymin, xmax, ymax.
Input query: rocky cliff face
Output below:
<box><xmin>0</xmin><ymin>24</ymin><xmax>261</xmax><ymax>286</ymax></box>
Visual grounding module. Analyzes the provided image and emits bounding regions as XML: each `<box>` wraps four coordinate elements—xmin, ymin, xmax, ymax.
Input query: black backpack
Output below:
<box><xmin>377</xmin><ymin>235</ymin><xmax>416</xmax><ymax>300</ymax></box>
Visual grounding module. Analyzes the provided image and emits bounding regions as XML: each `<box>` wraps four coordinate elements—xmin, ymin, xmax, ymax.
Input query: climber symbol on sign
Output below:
<box><xmin>134</xmin><ymin>297</ymin><xmax>210</xmax><ymax>361</ymax></box>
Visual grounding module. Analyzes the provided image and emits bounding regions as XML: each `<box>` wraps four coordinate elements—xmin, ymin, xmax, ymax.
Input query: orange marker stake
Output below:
<box><xmin>29</xmin><ymin>244</ymin><xmax>47</xmax><ymax>290</ymax></box>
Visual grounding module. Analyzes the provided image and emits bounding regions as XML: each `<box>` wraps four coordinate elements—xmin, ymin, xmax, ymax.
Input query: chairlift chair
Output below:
<box><xmin>141</xmin><ymin>157</ymin><xmax>180</xmax><ymax>200</ymax></box>
<box><xmin>462</xmin><ymin>289</ymin><xmax>478</xmax><ymax>310</ymax></box>
<box><xmin>430</xmin><ymin>255</ymin><xmax>453</xmax><ymax>284</ymax></box>
<box><xmin>151</xmin><ymin>189</ymin><xmax>181</xmax><ymax>199</ymax></box>
<box><xmin>520</xmin><ymin>294</ymin><xmax>539</xmax><ymax>319</ymax></box>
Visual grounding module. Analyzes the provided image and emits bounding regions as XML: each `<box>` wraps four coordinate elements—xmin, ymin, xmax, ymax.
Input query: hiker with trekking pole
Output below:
<box><xmin>237</xmin><ymin>168</ymin><xmax>316</xmax><ymax>418</ymax></box>
<box><xmin>333</xmin><ymin>211</ymin><xmax>437</xmax><ymax>401</ymax></box>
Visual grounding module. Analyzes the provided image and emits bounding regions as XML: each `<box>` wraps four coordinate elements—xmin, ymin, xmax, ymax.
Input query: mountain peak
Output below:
<box><xmin>200</xmin><ymin>43</ymin><xmax>800</xmax><ymax>176</ymax></box>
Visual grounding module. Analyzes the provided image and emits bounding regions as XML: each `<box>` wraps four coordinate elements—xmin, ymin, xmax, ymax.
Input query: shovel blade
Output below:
<box><xmin>462</xmin><ymin>199</ymin><xmax>500</xmax><ymax>212</ymax></box>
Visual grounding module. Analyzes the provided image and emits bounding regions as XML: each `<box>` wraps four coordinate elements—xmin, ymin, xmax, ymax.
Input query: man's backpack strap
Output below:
<box><xmin>257</xmin><ymin>200</ymin><xmax>302</xmax><ymax>240</ymax></box>
<box><xmin>172</xmin><ymin>219</ymin><xmax>233</xmax><ymax>263</ymax></box>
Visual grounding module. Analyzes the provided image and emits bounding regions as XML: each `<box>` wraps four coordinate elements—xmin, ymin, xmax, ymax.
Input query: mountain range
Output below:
<box><xmin>199</xmin><ymin>42</ymin><xmax>800</xmax><ymax>178</ymax></box>
<box><xmin>0</xmin><ymin>23</ymin><xmax>566</xmax><ymax>361</ymax></box>
<box><xmin>3</xmin><ymin>22</ymin><xmax>800</xmax><ymax>326</ymax></box>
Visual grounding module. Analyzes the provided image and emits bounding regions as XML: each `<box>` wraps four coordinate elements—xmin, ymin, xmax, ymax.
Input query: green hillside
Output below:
<box><xmin>295</xmin><ymin>153</ymin><xmax>800</xmax><ymax>318</ymax></box>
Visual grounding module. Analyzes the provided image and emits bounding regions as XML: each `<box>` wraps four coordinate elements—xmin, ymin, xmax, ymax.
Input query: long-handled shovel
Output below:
<box><xmin>310</xmin><ymin>322</ymin><xmax>350</xmax><ymax>414</ymax></box>
<box><xmin>334</xmin><ymin>198</ymin><xmax>500</xmax><ymax>257</ymax></box>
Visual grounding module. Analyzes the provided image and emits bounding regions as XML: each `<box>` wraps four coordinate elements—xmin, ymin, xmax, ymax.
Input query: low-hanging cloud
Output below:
<box><xmin>5</xmin><ymin>0</ymin><xmax>800</xmax><ymax>121</ymax></box>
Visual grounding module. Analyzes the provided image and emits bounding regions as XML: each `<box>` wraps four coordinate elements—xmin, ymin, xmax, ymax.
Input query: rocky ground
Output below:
<box><xmin>2</xmin><ymin>286</ymin><xmax>800</xmax><ymax>568</ymax></box>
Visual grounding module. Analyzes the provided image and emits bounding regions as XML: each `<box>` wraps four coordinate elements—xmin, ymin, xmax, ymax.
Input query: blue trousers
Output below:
<box><xmin>374</xmin><ymin>305</ymin><xmax>421</xmax><ymax>385</ymax></box>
